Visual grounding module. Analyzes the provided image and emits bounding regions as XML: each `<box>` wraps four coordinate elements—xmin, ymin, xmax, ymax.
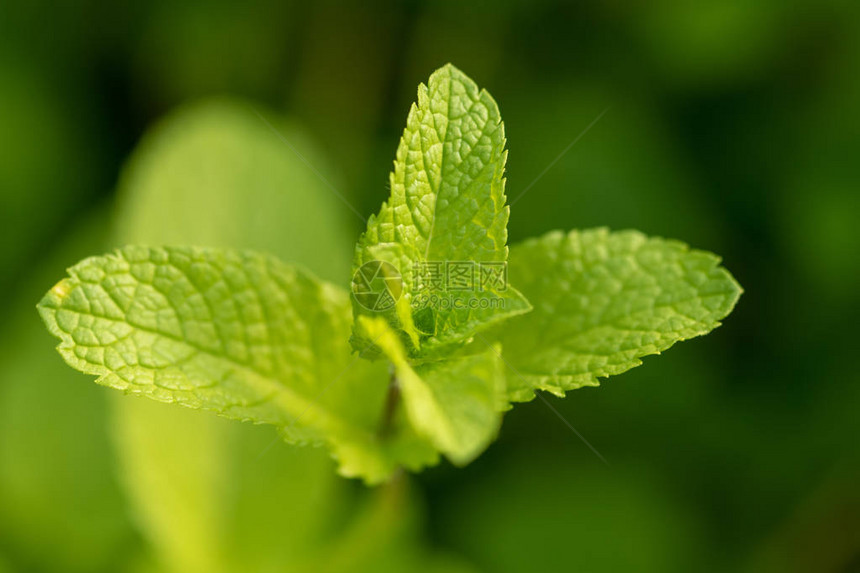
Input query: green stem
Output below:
<box><xmin>378</xmin><ymin>364</ymin><xmax>400</xmax><ymax>439</ymax></box>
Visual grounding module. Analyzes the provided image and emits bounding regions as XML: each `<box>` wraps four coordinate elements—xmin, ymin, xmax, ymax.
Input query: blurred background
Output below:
<box><xmin>1</xmin><ymin>1</ymin><xmax>859</xmax><ymax>572</ymax></box>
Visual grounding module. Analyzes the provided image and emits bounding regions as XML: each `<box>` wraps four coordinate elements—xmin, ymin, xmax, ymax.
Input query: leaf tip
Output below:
<box><xmin>50</xmin><ymin>279</ymin><xmax>72</xmax><ymax>299</ymax></box>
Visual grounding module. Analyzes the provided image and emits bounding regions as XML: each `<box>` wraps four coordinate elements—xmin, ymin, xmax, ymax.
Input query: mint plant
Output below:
<box><xmin>38</xmin><ymin>64</ymin><xmax>741</xmax><ymax>484</ymax></box>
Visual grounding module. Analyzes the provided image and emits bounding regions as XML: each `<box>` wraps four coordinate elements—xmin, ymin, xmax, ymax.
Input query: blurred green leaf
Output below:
<box><xmin>113</xmin><ymin>399</ymin><xmax>229</xmax><ymax>573</ymax></box>
<box><xmin>115</xmin><ymin>99</ymin><xmax>353</xmax><ymax>283</ymax></box>
<box><xmin>111</xmin><ymin>398</ymin><xmax>346</xmax><ymax>573</ymax></box>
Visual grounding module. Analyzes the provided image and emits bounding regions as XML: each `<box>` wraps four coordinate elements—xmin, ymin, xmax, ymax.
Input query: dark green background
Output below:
<box><xmin>1</xmin><ymin>1</ymin><xmax>858</xmax><ymax>572</ymax></box>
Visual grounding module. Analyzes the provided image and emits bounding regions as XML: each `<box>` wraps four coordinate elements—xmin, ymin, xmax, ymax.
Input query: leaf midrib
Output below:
<box><xmin>421</xmin><ymin>70</ymin><xmax>454</xmax><ymax>261</ymax></box>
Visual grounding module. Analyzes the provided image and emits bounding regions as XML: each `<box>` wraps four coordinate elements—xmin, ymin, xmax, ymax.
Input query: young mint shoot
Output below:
<box><xmin>38</xmin><ymin>64</ymin><xmax>742</xmax><ymax>484</ymax></box>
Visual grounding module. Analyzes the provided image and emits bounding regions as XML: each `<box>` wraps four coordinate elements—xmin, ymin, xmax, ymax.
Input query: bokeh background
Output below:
<box><xmin>1</xmin><ymin>1</ymin><xmax>859</xmax><ymax>572</ymax></box>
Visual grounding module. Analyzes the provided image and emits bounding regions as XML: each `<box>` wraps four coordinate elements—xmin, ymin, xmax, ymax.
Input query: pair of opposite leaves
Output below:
<box><xmin>39</xmin><ymin>64</ymin><xmax>741</xmax><ymax>484</ymax></box>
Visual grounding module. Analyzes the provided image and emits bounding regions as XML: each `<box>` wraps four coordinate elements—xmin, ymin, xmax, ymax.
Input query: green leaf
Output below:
<box><xmin>38</xmin><ymin>245</ymin><xmax>434</xmax><ymax>483</ymax></box>
<box><xmin>115</xmin><ymin>99</ymin><xmax>354</xmax><ymax>282</ymax></box>
<box><xmin>358</xmin><ymin>316</ymin><xmax>504</xmax><ymax>465</ymax></box>
<box><xmin>111</xmin><ymin>398</ymin><xmax>347</xmax><ymax>573</ymax></box>
<box><xmin>352</xmin><ymin>63</ymin><xmax>530</xmax><ymax>355</ymax></box>
<box><xmin>494</xmin><ymin>228</ymin><xmax>742</xmax><ymax>402</ymax></box>
<box><xmin>112</xmin><ymin>399</ymin><xmax>229</xmax><ymax>573</ymax></box>
<box><xmin>113</xmin><ymin>399</ymin><xmax>472</xmax><ymax>573</ymax></box>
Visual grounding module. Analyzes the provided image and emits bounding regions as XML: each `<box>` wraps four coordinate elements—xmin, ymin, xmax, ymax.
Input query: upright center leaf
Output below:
<box><xmin>352</xmin><ymin>63</ymin><xmax>530</xmax><ymax>356</ymax></box>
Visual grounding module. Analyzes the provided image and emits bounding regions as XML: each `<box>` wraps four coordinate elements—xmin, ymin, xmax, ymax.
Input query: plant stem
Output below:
<box><xmin>378</xmin><ymin>364</ymin><xmax>400</xmax><ymax>439</ymax></box>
